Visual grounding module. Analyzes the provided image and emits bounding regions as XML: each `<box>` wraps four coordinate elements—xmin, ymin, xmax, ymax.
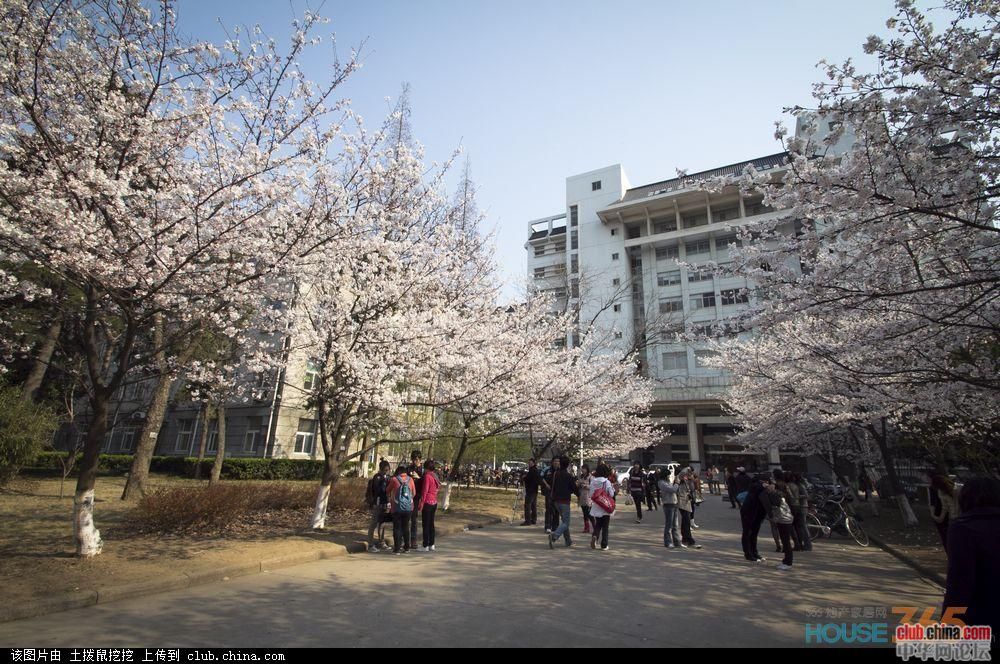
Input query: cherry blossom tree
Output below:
<box><xmin>0</xmin><ymin>0</ymin><xmax>358</xmax><ymax>555</ymax></box>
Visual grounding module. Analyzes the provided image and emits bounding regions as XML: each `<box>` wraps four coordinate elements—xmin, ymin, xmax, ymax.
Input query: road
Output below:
<box><xmin>0</xmin><ymin>494</ymin><xmax>943</xmax><ymax>648</ymax></box>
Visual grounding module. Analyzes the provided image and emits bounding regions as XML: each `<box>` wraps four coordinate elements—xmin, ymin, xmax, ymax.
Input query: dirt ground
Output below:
<box><xmin>0</xmin><ymin>475</ymin><xmax>515</xmax><ymax>606</ymax></box>
<box><xmin>852</xmin><ymin>499</ymin><xmax>947</xmax><ymax>578</ymax></box>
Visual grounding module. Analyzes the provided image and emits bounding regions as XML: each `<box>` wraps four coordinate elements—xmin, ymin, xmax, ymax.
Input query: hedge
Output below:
<box><xmin>28</xmin><ymin>452</ymin><xmax>352</xmax><ymax>481</ymax></box>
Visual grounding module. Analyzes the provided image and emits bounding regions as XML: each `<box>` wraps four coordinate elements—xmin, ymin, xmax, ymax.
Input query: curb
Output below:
<box><xmin>0</xmin><ymin>515</ymin><xmax>505</xmax><ymax>624</ymax></box>
<box><xmin>867</xmin><ymin>533</ymin><xmax>946</xmax><ymax>588</ymax></box>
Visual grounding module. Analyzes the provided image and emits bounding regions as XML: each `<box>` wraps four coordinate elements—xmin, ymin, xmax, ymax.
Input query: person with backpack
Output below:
<box><xmin>589</xmin><ymin>464</ymin><xmax>617</xmax><ymax>551</ymax></box>
<box><xmin>763</xmin><ymin>476</ymin><xmax>796</xmax><ymax>570</ymax></box>
<box><xmin>366</xmin><ymin>460</ymin><xmax>392</xmax><ymax>552</ymax></box>
<box><xmin>416</xmin><ymin>460</ymin><xmax>441</xmax><ymax>552</ymax></box>
<box><xmin>387</xmin><ymin>465</ymin><xmax>417</xmax><ymax>555</ymax></box>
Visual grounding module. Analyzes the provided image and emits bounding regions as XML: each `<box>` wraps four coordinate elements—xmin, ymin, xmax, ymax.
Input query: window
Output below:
<box><xmin>614</xmin><ymin>331</ymin><xmax>623</xmax><ymax>339</ymax></box>
<box><xmin>592</xmin><ymin>181</ymin><xmax>602</xmax><ymax>191</ymax></box>
<box><xmin>612</xmin><ymin>278</ymin><xmax>621</xmax><ymax>287</ymax></box>
<box><xmin>655</xmin><ymin>244</ymin><xmax>679</xmax><ymax>261</ymax></box>
<box><xmin>695</xmin><ymin>350</ymin><xmax>719</xmax><ymax>368</ymax></box>
<box><xmin>571</xmin><ymin>280</ymin><xmax>580</xmax><ymax>298</ymax></box>
<box><xmin>657</xmin><ymin>270</ymin><xmax>681</xmax><ymax>287</ymax></box>
<box><xmin>534</xmin><ymin>246</ymin><xmax>545</xmax><ymax>257</ymax></box>
<box><xmin>688</xmin><ymin>269</ymin><xmax>713</xmax><ymax>283</ymax></box>
<box><xmin>626</xmin><ymin>225</ymin><xmax>641</xmax><ymax>240</ymax></box>
<box><xmin>715</xmin><ymin>234</ymin><xmax>740</xmax><ymax>250</ymax></box>
<box><xmin>681</xmin><ymin>212</ymin><xmax>708</xmax><ymax>229</ymax></box>
<box><xmin>175</xmin><ymin>419</ymin><xmax>195</xmax><ymax>453</ymax></box>
<box><xmin>119</xmin><ymin>428</ymin><xmax>137</xmax><ymax>453</ymax></box>
<box><xmin>294</xmin><ymin>419</ymin><xmax>317</xmax><ymax>455</ymax></box>
<box><xmin>534</xmin><ymin>267</ymin><xmax>545</xmax><ymax>279</ymax></box>
<box><xmin>651</xmin><ymin>215</ymin><xmax>677</xmax><ymax>234</ymax></box>
<box><xmin>659</xmin><ymin>298</ymin><xmax>683</xmax><ymax>314</ymax></box>
<box><xmin>611</xmin><ymin>228</ymin><xmax>618</xmax><ymax>236</ymax></box>
<box><xmin>244</xmin><ymin>416</ymin><xmax>262</xmax><ymax>452</ymax></box>
<box><xmin>611</xmin><ymin>253</ymin><xmax>619</xmax><ymax>261</ymax></box>
<box><xmin>206</xmin><ymin>426</ymin><xmax>219</xmax><ymax>453</ymax></box>
<box><xmin>685</xmin><ymin>239</ymin><xmax>711</xmax><ymax>256</ymax></box>
<box><xmin>613</xmin><ymin>304</ymin><xmax>622</xmax><ymax>312</ymax></box>
<box><xmin>571</xmin><ymin>231</ymin><xmax>578</xmax><ymax>250</ymax></box>
<box><xmin>744</xmin><ymin>196</ymin><xmax>773</xmax><ymax>216</ymax></box>
<box><xmin>303</xmin><ymin>359</ymin><xmax>320</xmax><ymax>391</ymax></box>
<box><xmin>662</xmin><ymin>352</ymin><xmax>687</xmax><ymax>371</ymax></box>
<box><xmin>690</xmin><ymin>291</ymin><xmax>716</xmax><ymax>310</ymax></box>
<box><xmin>570</xmin><ymin>255</ymin><xmax>578</xmax><ymax>274</ymax></box>
<box><xmin>570</xmin><ymin>205</ymin><xmax>578</xmax><ymax>227</ymax></box>
<box><xmin>721</xmin><ymin>289</ymin><xmax>749</xmax><ymax>306</ymax></box>
<box><xmin>712</xmin><ymin>206</ymin><xmax>740</xmax><ymax>223</ymax></box>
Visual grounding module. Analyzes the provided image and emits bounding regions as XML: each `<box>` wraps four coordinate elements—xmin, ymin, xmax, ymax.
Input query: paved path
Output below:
<box><xmin>1</xmin><ymin>496</ymin><xmax>942</xmax><ymax>647</ymax></box>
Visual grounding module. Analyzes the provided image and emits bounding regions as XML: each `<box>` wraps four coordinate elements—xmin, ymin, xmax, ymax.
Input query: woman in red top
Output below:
<box><xmin>417</xmin><ymin>460</ymin><xmax>441</xmax><ymax>552</ymax></box>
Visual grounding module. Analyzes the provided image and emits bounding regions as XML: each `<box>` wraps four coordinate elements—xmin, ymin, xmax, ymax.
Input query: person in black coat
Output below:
<box><xmin>740</xmin><ymin>477</ymin><xmax>769</xmax><ymax>562</ymax></box>
<box><xmin>520</xmin><ymin>458</ymin><xmax>541</xmax><ymax>526</ymax></box>
<box><xmin>944</xmin><ymin>477</ymin><xmax>1000</xmax><ymax>639</ymax></box>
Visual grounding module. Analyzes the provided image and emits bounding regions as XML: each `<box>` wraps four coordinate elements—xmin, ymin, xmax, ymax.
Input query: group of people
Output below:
<box><xmin>365</xmin><ymin>450</ymin><xmax>442</xmax><ymax>555</ymax></box>
<box><xmin>731</xmin><ymin>468</ymin><xmax>812</xmax><ymax>571</ymax></box>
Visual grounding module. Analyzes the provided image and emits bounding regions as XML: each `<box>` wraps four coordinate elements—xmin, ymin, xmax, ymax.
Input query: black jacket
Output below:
<box><xmin>551</xmin><ymin>469</ymin><xmax>578</xmax><ymax>502</ymax></box>
<box><xmin>740</xmin><ymin>482</ymin><xmax>767</xmax><ymax>520</ymax></box>
<box><xmin>734</xmin><ymin>472</ymin><xmax>752</xmax><ymax>494</ymax></box>
<box><xmin>524</xmin><ymin>467</ymin><xmax>541</xmax><ymax>494</ymax></box>
<box><xmin>944</xmin><ymin>507</ymin><xmax>1000</xmax><ymax>634</ymax></box>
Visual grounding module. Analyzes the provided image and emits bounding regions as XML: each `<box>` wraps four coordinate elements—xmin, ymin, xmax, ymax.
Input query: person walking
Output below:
<box><xmin>589</xmin><ymin>464</ymin><xmax>616</xmax><ymax>551</ymax></box>
<box><xmin>725</xmin><ymin>469</ymin><xmax>737</xmax><ymax>508</ymax></box>
<box><xmin>644</xmin><ymin>469</ymin><xmax>658</xmax><ymax>513</ymax></box>
<box><xmin>542</xmin><ymin>457</ymin><xmax>558</xmax><ymax>533</ymax></box>
<box><xmin>658</xmin><ymin>469</ymin><xmax>681</xmax><ymax>548</ymax></box>
<box><xmin>387</xmin><ymin>465</ymin><xmax>417</xmax><ymax>555</ymax></box>
<box><xmin>416</xmin><ymin>460</ymin><xmax>441</xmax><ymax>552</ymax></box>
<box><xmin>547</xmin><ymin>456</ymin><xmax>577</xmax><ymax>548</ymax></box>
<box><xmin>688</xmin><ymin>467</ymin><xmax>703</xmax><ymax>528</ymax></box>
<box><xmin>578</xmin><ymin>464</ymin><xmax>594</xmax><ymax>534</ymax></box>
<box><xmin>629</xmin><ymin>461</ymin><xmax>646</xmax><ymax>523</ymax></box>
<box><xmin>785</xmin><ymin>472</ymin><xmax>807</xmax><ymax>551</ymax></box>
<box><xmin>794</xmin><ymin>473</ymin><xmax>812</xmax><ymax>551</ymax></box>
<box><xmin>741</xmin><ymin>477</ymin><xmax>769</xmax><ymax>563</ymax></box>
<box><xmin>676</xmin><ymin>469</ymin><xmax>702</xmax><ymax>549</ymax></box>
<box><xmin>928</xmin><ymin>471</ymin><xmax>960</xmax><ymax>551</ymax></box>
<box><xmin>520</xmin><ymin>458</ymin><xmax>541</xmax><ymax>526</ymax></box>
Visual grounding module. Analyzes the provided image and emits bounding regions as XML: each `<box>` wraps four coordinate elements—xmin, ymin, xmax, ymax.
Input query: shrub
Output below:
<box><xmin>28</xmin><ymin>453</ymin><xmax>331</xmax><ymax>480</ymax></box>
<box><xmin>0</xmin><ymin>385</ymin><xmax>59</xmax><ymax>487</ymax></box>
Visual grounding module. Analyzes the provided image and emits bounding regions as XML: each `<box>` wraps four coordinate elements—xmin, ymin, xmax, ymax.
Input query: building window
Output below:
<box><xmin>657</xmin><ymin>270</ymin><xmax>681</xmax><ymax>287</ymax></box>
<box><xmin>175</xmin><ymin>419</ymin><xmax>195</xmax><ymax>453</ymax></box>
<box><xmin>206</xmin><ymin>426</ymin><xmax>219</xmax><ymax>453</ymax></box>
<box><xmin>534</xmin><ymin>246</ymin><xmax>545</xmax><ymax>257</ymax></box>
<box><xmin>662</xmin><ymin>352</ymin><xmax>687</xmax><ymax>371</ymax></box>
<box><xmin>681</xmin><ymin>212</ymin><xmax>708</xmax><ymax>229</ymax></box>
<box><xmin>119</xmin><ymin>427</ymin><xmax>137</xmax><ymax>453</ymax></box>
<box><xmin>592</xmin><ymin>181</ymin><xmax>602</xmax><ymax>191</ymax></box>
<box><xmin>690</xmin><ymin>291</ymin><xmax>716</xmax><ymax>310</ymax></box>
<box><xmin>612</xmin><ymin>278</ymin><xmax>621</xmax><ymax>287</ymax></box>
<box><xmin>610</xmin><ymin>228</ymin><xmax>618</xmax><ymax>236</ymax></box>
<box><xmin>712</xmin><ymin>206</ymin><xmax>740</xmax><ymax>223</ymax></box>
<box><xmin>570</xmin><ymin>255</ymin><xmax>579</xmax><ymax>274</ymax></box>
<box><xmin>570</xmin><ymin>205</ymin><xmax>579</xmax><ymax>227</ymax></box>
<box><xmin>715</xmin><ymin>234</ymin><xmax>741</xmax><ymax>250</ymax></box>
<box><xmin>721</xmin><ymin>289</ymin><xmax>750</xmax><ymax>306</ymax></box>
<box><xmin>303</xmin><ymin>359</ymin><xmax>320</xmax><ymax>391</ymax></box>
<box><xmin>655</xmin><ymin>244</ymin><xmax>679</xmax><ymax>261</ymax></box>
<box><xmin>571</xmin><ymin>280</ymin><xmax>580</xmax><ymax>298</ymax></box>
<box><xmin>658</xmin><ymin>298</ymin><xmax>683</xmax><ymax>313</ymax></box>
<box><xmin>651</xmin><ymin>215</ymin><xmax>677</xmax><ymax>234</ymax></box>
<box><xmin>571</xmin><ymin>231</ymin><xmax>578</xmax><ymax>250</ymax></box>
<box><xmin>613</xmin><ymin>304</ymin><xmax>622</xmax><ymax>312</ymax></box>
<box><xmin>244</xmin><ymin>416</ymin><xmax>262</xmax><ymax>452</ymax></box>
<box><xmin>685</xmin><ymin>239</ymin><xmax>711</xmax><ymax>256</ymax></box>
<box><xmin>294</xmin><ymin>419</ymin><xmax>317</xmax><ymax>455</ymax></box>
<box><xmin>534</xmin><ymin>267</ymin><xmax>545</xmax><ymax>279</ymax></box>
<box><xmin>688</xmin><ymin>269</ymin><xmax>713</xmax><ymax>283</ymax></box>
<box><xmin>614</xmin><ymin>331</ymin><xmax>623</xmax><ymax>339</ymax></box>
<box><xmin>744</xmin><ymin>196</ymin><xmax>773</xmax><ymax>216</ymax></box>
<box><xmin>611</xmin><ymin>253</ymin><xmax>619</xmax><ymax>261</ymax></box>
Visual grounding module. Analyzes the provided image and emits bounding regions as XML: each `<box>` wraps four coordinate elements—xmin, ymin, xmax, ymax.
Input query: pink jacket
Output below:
<box><xmin>418</xmin><ymin>471</ymin><xmax>440</xmax><ymax>510</ymax></box>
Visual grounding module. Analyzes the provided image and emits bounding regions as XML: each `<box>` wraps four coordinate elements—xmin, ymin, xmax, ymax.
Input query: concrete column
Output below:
<box><xmin>768</xmin><ymin>445</ymin><xmax>782</xmax><ymax>470</ymax></box>
<box><xmin>686</xmin><ymin>406</ymin><xmax>701</xmax><ymax>472</ymax></box>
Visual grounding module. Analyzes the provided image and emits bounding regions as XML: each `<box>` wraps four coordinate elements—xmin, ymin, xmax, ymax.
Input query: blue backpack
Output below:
<box><xmin>394</xmin><ymin>475</ymin><xmax>414</xmax><ymax>513</ymax></box>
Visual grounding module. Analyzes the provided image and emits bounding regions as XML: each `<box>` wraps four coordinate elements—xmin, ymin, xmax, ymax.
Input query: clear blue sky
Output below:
<box><xmin>178</xmin><ymin>0</ymin><xmax>898</xmax><ymax>300</ymax></box>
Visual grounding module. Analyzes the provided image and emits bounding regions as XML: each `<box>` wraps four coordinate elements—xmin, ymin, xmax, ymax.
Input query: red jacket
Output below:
<box><xmin>417</xmin><ymin>471</ymin><xmax>440</xmax><ymax>510</ymax></box>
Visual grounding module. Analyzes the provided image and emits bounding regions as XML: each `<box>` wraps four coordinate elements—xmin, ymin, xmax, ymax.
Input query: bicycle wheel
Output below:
<box><xmin>806</xmin><ymin>513</ymin><xmax>825</xmax><ymax>541</ymax></box>
<box><xmin>845</xmin><ymin>517</ymin><xmax>869</xmax><ymax>547</ymax></box>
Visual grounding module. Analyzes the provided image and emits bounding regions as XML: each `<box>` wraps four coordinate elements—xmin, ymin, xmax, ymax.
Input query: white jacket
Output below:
<box><xmin>589</xmin><ymin>476</ymin><xmax>616</xmax><ymax>518</ymax></box>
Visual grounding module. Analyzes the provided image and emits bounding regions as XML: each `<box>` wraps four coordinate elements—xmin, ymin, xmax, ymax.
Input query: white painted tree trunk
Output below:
<box><xmin>897</xmin><ymin>495</ymin><xmax>919</xmax><ymax>527</ymax></box>
<box><xmin>441</xmin><ymin>482</ymin><xmax>453</xmax><ymax>511</ymax></box>
<box><xmin>311</xmin><ymin>483</ymin><xmax>331</xmax><ymax>530</ymax></box>
<box><xmin>74</xmin><ymin>489</ymin><xmax>103</xmax><ymax>557</ymax></box>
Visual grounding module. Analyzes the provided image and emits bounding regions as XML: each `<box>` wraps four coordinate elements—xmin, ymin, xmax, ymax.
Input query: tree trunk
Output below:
<box><xmin>209</xmin><ymin>404</ymin><xmax>226</xmax><ymax>485</ymax></box>
<box><xmin>871</xmin><ymin>422</ymin><xmax>918</xmax><ymax>527</ymax></box>
<box><xmin>74</xmin><ymin>394</ymin><xmax>108</xmax><ymax>558</ymax></box>
<box><xmin>311</xmin><ymin>458</ymin><xmax>338</xmax><ymax>530</ymax></box>
<box><xmin>22</xmin><ymin>319</ymin><xmax>61</xmax><ymax>403</ymax></box>
<box><xmin>121</xmin><ymin>370</ymin><xmax>173</xmax><ymax>499</ymax></box>
<box><xmin>450</xmin><ymin>430</ymin><xmax>470</xmax><ymax>471</ymax></box>
<box><xmin>194</xmin><ymin>402</ymin><xmax>210</xmax><ymax>480</ymax></box>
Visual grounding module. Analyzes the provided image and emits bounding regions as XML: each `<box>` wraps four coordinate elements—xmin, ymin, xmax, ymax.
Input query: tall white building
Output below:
<box><xmin>527</xmin><ymin>154</ymin><xmax>796</xmax><ymax>472</ymax></box>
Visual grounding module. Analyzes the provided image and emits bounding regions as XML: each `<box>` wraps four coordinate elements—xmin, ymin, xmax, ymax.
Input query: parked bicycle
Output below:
<box><xmin>806</xmin><ymin>491</ymin><xmax>869</xmax><ymax>546</ymax></box>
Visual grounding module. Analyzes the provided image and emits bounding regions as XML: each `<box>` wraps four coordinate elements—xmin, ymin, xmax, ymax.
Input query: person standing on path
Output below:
<box><xmin>387</xmin><ymin>465</ymin><xmax>417</xmax><ymax>555</ymax></box>
<box><xmin>725</xmin><ymin>469</ymin><xmax>737</xmax><ymax>508</ymax></box>
<box><xmin>928</xmin><ymin>471</ymin><xmax>960</xmax><ymax>551</ymax></box>
<box><xmin>658</xmin><ymin>469</ymin><xmax>681</xmax><ymax>548</ymax></box>
<box><xmin>944</xmin><ymin>477</ymin><xmax>1000</xmax><ymax>639</ymax></box>
<box><xmin>578</xmin><ymin>464</ymin><xmax>594</xmax><ymax>534</ymax></box>
<box><xmin>366</xmin><ymin>460</ymin><xmax>392</xmax><ymax>552</ymax></box>
<box><xmin>521</xmin><ymin>458</ymin><xmax>541</xmax><ymax>526</ymax></box>
<box><xmin>676</xmin><ymin>469</ymin><xmax>702</xmax><ymax>549</ymax></box>
<box><xmin>589</xmin><ymin>464</ymin><xmax>616</xmax><ymax>551</ymax></box>
<box><xmin>416</xmin><ymin>460</ymin><xmax>441</xmax><ymax>552</ymax></box>
<box><xmin>542</xmin><ymin>457</ymin><xmax>558</xmax><ymax>533</ymax></box>
<box><xmin>405</xmin><ymin>450</ymin><xmax>424</xmax><ymax>549</ymax></box>
<box><xmin>629</xmin><ymin>462</ymin><xmax>646</xmax><ymax>523</ymax></box>
<box><xmin>741</xmin><ymin>477</ymin><xmax>769</xmax><ymax>563</ymax></box>
<box><xmin>784</xmin><ymin>472</ymin><xmax>807</xmax><ymax>551</ymax></box>
<box><xmin>548</xmin><ymin>456</ymin><xmax>578</xmax><ymax>548</ymax></box>
<box><xmin>763</xmin><ymin>477</ymin><xmax>795</xmax><ymax>570</ymax></box>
